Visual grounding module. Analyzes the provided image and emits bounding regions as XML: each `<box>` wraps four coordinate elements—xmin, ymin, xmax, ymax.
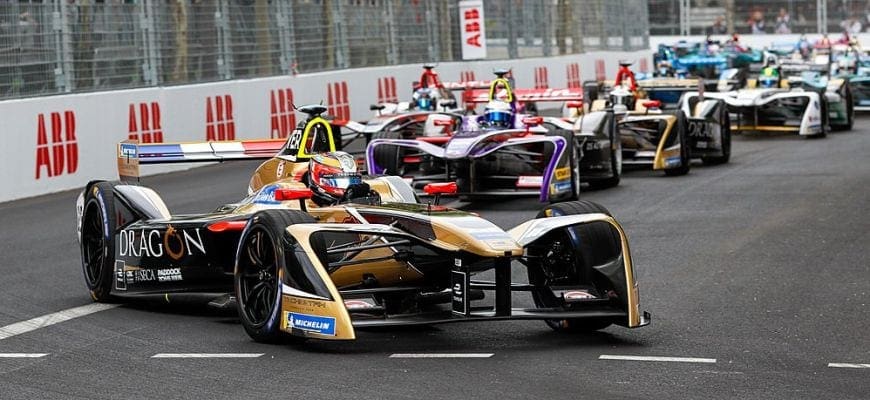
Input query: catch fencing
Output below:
<box><xmin>649</xmin><ymin>0</ymin><xmax>868</xmax><ymax>36</ymax></box>
<box><xmin>0</xmin><ymin>0</ymin><xmax>649</xmax><ymax>101</ymax></box>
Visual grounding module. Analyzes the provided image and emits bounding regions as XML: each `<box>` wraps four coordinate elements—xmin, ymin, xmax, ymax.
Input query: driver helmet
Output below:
<box><xmin>759</xmin><ymin>67</ymin><xmax>780</xmax><ymax>88</ymax></box>
<box><xmin>414</xmin><ymin>88</ymin><xmax>434</xmax><ymax>110</ymax></box>
<box><xmin>308</xmin><ymin>151</ymin><xmax>362</xmax><ymax>206</ymax></box>
<box><xmin>483</xmin><ymin>100</ymin><xmax>514</xmax><ymax>128</ymax></box>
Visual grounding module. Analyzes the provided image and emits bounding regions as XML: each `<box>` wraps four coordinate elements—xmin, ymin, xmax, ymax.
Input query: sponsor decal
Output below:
<box><xmin>534</xmin><ymin>66</ymin><xmax>549</xmax><ymax>89</ymax></box>
<box><xmin>35</xmin><ymin>110</ymin><xmax>78</xmax><ymax>179</ymax></box>
<box><xmin>687</xmin><ymin>121</ymin><xmax>713</xmax><ymax>138</ymax></box>
<box><xmin>270</xmin><ymin>88</ymin><xmax>297</xmax><ymax>139</ymax></box>
<box><xmin>451</xmin><ymin>270</ymin><xmax>468</xmax><ymax>315</ymax></box>
<box><xmin>553</xmin><ymin>181</ymin><xmax>572</xmax><ymax>192</ymax></box>
<box><xmin>566</xmin><ymin>63</ymin><xmax>581</xmax><ymax>89</ymax></box>
<box><xmin>124</xmin><ymin>267</ymin><xmax>183</xmax><ymax>283</ymax></box>
<box><xmin>252</xmin><ymin>184</ymin><xmax>280</xmax><ymax>205</ymax></box>
<box><xmin>286</xmin><ymin>312</ymin><xmax>336</xmax><ymax>336</ymax></box>
<box><xmin>459</xmin><ymin>1</ymin><xmax>486</xmax><ymax>60</ymax></box>
<box><xmin>638</xmin><ymin>58</ymin><xmax>649</xmax><ymax>73</ymax></box>
<box><xmin>205</xmin><ymin>95</ymin><xmax>235</xmax><ymax>141</ymax></box>
<box><xmin>118</xmin><ymin>226</ymin><xmax>206</xmax><ymax>260</ymax></box>
<box><xmin>516</xmin><ymin>175</ymin><xmax>543</xmax><ymax>188</ymax></box>
<box><xmin>343</xmin><ymin>299</ymin><xmax>377</xmax><ymax>310</ymax></box>
<box><xmin>128</xmin><ymin>102</ymin><xmax>163</xmax><ymax>143</ymax></box>
<box><xmin>114</xmin><ymin>261</ymin><xmax>127</xmax><ymax>290</ymax></box>
<box><xmin>665</xmin><ymin>156</ymin><xmax>682</xmax><ymax>167</ymax></box>
<box><xmin>554</xmin><ymin>167</ymin><xmax>571</xmax><ymax>181</ymax></box>
<box><xmin>454</xmin><ymin>258</ymin><xmax>462</xmax><ymax>267</ymax></box>
<box><xmin>327</xmin><ymin>81</ymin><xmax>350</xmax><ymax>121</ymax></box>
<box><xmin>276</xmin><ymin>161</ymin><xmax>285</xmax><ymax>179</ymax></box>
<box><xmin>286</xmin><ymin>297</ymin><xmax>327</xmax><ymax>309</ymax></box>
<box><xmin>119</xmin><ymin>143</ymin><xmax>138</xmax><ymax>158</ymax></box>
<box><xmin>460</xmin><ymin>70</ymin><xmax>476</xmax><ymax>83</ymax></box>
<box><xmin>377</xmin><ymin>77</ymin><xmax>398</xmax><ymax>104</ymax></box>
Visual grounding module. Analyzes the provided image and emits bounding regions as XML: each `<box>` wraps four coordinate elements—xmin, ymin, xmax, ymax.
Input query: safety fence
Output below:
<box><xmin>0</xmin><ymin>0</ymin><xmax>649</xmax><ymax>101</ymax></box>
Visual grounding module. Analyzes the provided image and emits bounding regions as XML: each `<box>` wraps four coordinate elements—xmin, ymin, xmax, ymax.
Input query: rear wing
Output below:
<box><xmin>117</xmin><ymin>139</ymin><xmax>286</xmax><ymax>182</ymax></box>
<box><xmin>464</xmin><ymin>87</ymin><xmax>584</xmax><ymax>104</ymax></box>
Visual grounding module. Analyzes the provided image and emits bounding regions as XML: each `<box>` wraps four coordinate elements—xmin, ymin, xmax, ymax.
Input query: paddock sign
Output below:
<box><xmin>459</xmin><ymin>0</ymin><xmax>486</xmax><ymax>60</ymax></box>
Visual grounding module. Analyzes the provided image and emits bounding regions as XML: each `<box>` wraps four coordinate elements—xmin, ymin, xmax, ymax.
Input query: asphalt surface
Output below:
<box><xmin>0</xmin><ymin>120</ymin><xmax>868</xmax><ymax>399</ymax></box>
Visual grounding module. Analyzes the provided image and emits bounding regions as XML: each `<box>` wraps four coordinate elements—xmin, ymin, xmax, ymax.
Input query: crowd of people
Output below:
<box><xmin>705</xmin><ymin>5</ymin><xmax>870</xmax><ymax>35</ymax></box>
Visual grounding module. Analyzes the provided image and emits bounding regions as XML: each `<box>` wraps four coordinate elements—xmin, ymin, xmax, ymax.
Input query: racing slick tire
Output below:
<box><xmin>235</xmin><ymin>209</ymin><xmax>316</xmax><ymax>343</ymax></box>
<box><xmin>372</xmin><ymin>131</ymin><xmax>405</xmax><ymax>175</ymax></box>
<box><xmin>701</xmin><ymin>106</ymin><xmax>731</xmax><ymax>165</ymax></box>
<box><xmin>529</xmin><ymin>201</ymin><xmax>620</xmax><ymax>332</ymax></box>
<box><xmin>546</xmin><ymin>130</ymin><xmax>581</xmax><ymax>202</ymax></box>
<box><xmin>586</xmin><ymin>125</ymin><xmax>622</xmax><ymax>190</ymax></box>
<box><xmin>80</xmin><ymin>181</ymin><xmax>118</xmax><ymax>302</ymax></box>
<box><xmin>664</xmin><ymin>110</ymin><xmax>691</xmax><ymax>176</ymax></box>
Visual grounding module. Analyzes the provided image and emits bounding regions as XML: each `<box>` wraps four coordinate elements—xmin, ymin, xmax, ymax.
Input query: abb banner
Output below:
<box><xmin>459</xmin><ymin>1</ymin><xmax>486</xmax><ymax>60</ymax></box>
<box><xmin>0</xmin><ymin>49</ymin><xmax>651</xmax><ymax>203</ymax></box>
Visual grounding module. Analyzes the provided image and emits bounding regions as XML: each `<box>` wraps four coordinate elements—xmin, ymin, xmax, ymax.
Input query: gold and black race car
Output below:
<box><xmin>75</xmin><ymin>106</ymin><xmax>649</xmax><ymax>343</ymax></box>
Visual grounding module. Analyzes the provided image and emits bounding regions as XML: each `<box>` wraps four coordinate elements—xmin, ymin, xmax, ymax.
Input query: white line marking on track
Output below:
<box><xmin>599</xmin><ymin>355</ymin><xmax>717</xmax><ymax>364</ymax></box>
<box><xmin>828</xmin><ymin>363</ymin><xmax>870</xmax><ymax>369</ymax></box>
<box><xmin>0</xmin><ymin>353</ymin><xmax>49</xmax><ymax>358</ymax></box>
<box><xmin>0</xmin><ymin>303</ymin><xmax>119</xmax><ymax>340</ymax></box>
<box><xmin>389</xmin><ymin>353</ymin><xmax>494</xmax><ymax>358</ymax></box>
<box><xmin>151</xmin><ymin>353</ymin><xmax>264</xmax><ymax>358</ymax></box>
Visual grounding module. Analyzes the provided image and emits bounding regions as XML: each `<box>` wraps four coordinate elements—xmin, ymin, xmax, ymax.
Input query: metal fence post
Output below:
<box><xmin>330</xmin><ymin>0</ymin><xmax>349</xmax><ymax>69</ymax></box>
<box><xmin>215</xmin><ymin>0</ymin><xmax>233</xmax><ymax>80</ymax></box>
<box><xmin>679</xmin><ymin>0</ymin><xmax>689</xmax><ymax>36</ymax></box>
<box><xmin>541</xmin><ymin>0</ymin><xmax>552</xmax><ymax>57</ymax></box>
<box><xmin>53</xmin><ymin>0</ymin><xmax>73</xmax><ymax>92</ymax></box>
<box><xmin>507</xmin><ymin>0</ymin><xmax>519</xmax><ymax>59</ymax></box>
<box><xmin>426</xmin><ymin>1</ymin><xmax>439</xmax><ymax>63</ymax></box>
<box><xmin>139</xmin><ymin>0</ymin><xmax>161</xmax><ymax>86</ymax></box>
<box><xmin>817</xmin><ymin>0</ymin><xmax>827</xmax><ymax>34</ymax></box>
<box><xmin>276</xmin><ymin>1</ymin><xmax>296</xmax><ymax>74</ymax></box>
<box><xmin>384</xmin><ymin>0</ymin><xmax>399</xmax><ymax>65</ymax></box>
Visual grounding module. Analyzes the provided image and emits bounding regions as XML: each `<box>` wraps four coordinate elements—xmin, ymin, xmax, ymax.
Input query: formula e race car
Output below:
<box><xmin>75</xmin><ymin>107</ymin><xmax>650</xmax><ymax>343</ymax></box>
<box><xmin>365</xmin><ymin>72</ymin><xmax>609</xmax><ymax>202</ymax></box>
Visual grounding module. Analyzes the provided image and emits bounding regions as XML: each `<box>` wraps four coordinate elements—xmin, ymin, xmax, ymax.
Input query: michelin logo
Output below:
<box><xmin>286</xmin><ymin>312</ymin><xmax>336</xmax><ymax>336</ymax></box>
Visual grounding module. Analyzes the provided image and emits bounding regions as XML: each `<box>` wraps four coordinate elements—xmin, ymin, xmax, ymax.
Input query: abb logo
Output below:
<box><xmin>128</xmin><ymin>102</ymin><xmax>163</xmax><ymax>143</ymax></box>
<box><xmin>460</xmin><ymin>70</ymin><xmax>476</xmax><ymax>82</ymax></box>
<box><xmin>534</xmin><ymin>66</ymin><xmax>549</xmax><ymax>89</ymax></box>
<box><xmin>327</xmin><ymin>81</ymin><xmax>350</xmax><ymax>121</ymax></box>
<box><xmin>205</xmin><ymin>95</ymin><xmax>235</xmax><ymax>141</ymax></box>
<box><xmin>35</xmin><ymin>111</ymin><xmax>78</xmax><ymax>179</ymax></box>
<box><xmin>639</xmin><ymin>58</ymin><xmax>649</xmax><ymax>73</ymax></box>
<box><xmin>377</xmin><ymin>77</ymin><xmax>398</xmax><ymax>104</ymax></box>
<box><xmin>270</xmin><ymin>88</ymin><xmax>297</xmax><ymax>139</ymax></box>
<box><xmin>566</xmin><ymin>63</ymin><xmax>581</xmax><ymax>88</ymax></box>
<box><xmin>595</xmin><ymin>59</ymin><xmax>606</xmax><ymax>81</ymax></box>
<box><xmin>463</xmin><ymin>8</ymin><xmax>482</xmax><ymax>47</ymax></box>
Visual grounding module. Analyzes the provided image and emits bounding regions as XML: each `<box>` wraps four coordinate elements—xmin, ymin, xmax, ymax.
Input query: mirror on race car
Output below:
<box><xmin>522</xmin><ymin>116</ymin><xmax>544</xmax><ymax>126</ymax></box>
<box><xmin>433</xmin><ymin>119</ymin><xmax>454</xmax><ymax>127</ymax></box>
<box><xmin>642</xmin><ymin>100</ymin><xmax>662</xmax><ymax>110</ymax></box>
<box><xmin>274</xmin><ymin>188</ymin><xmax>314</xmax><ymax>211</ymax></box>
<box><xmin>423</xmin><ymin>182</ymin><xmax>458</xmax><ymax>195</ymax></box>
<box><xmin>566</xmin><ymin>101</ymin><xmax>583</xmax><ymax>109</ymax></box>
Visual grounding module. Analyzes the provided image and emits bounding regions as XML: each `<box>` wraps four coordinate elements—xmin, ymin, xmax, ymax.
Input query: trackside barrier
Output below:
<box><xmin>0</xmin><ymin>50</ymin><xmax>650</xmax><ymax>203</ymax></box>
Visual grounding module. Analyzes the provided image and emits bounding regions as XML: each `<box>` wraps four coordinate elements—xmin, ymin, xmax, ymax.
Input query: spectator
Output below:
<box><xmin>774</xmin><ymin>8</ymin><xmax>791</xmax><ymax>34</ymax></box>
<box><xmin>748</xmin><ymin>10</ymin><xmax>767</xmax><ymax>34</ymax></box>
<box><xmin>708</xmin><ymin>16</ymin><xmax>728</xmax><ymax>35</ymax></box>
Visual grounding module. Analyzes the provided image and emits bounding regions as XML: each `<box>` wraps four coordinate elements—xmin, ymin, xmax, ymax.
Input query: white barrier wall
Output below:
<box><xmin>0</xmin><ymin>50</ymin><xmax>651</xmax><ymax>203</ymax></box>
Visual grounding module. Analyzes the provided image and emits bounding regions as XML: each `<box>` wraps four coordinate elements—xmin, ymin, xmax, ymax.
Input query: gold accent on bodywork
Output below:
<box><xmin>732</xmin><ymin>125</ymin><xmax>800</xmax><ymax>132</ymax></box>
<box><xmin>249</xmin><ymin>159</ymin><xmax>310</xmax><ymax>193</ymax></box>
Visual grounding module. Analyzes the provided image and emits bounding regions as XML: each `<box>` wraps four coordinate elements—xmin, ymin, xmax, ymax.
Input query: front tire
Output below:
<box><xmin>701</xmin><ymin>105</ymin><xmax>731</xmax><ymax>165</ymax></box>
<box><xmin>529</xmin><ymin>200</ymin><xmax>621</xmax><ymax>332</ymax></box>
<box><xmin>80</xmin><ymin>182</ymin><xmax>117</xmax><ymax>302</ymax></box>
<box><xmin>587</xmin><ymin>125</ymin><xmax>622</xmax><ymax>190</ymax></box>
<box><xmin>235</xmin><ymin>210</ymin><xmax>315</xmax><ymax>343</ymax></box>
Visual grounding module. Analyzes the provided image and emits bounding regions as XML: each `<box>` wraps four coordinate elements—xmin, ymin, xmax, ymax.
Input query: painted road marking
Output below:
<box><xmin>389</xmin><ymin>353</ymin><xmax>494</xmax><ymax>358</ymax></box>
<box><xmin>151</xmin><ymin>353</ymin><xmax>264</xmax><ymax>358</ymax></box>
<box><xmin>828</xmin><ymin>363</ymin><xmax>870</xmax><ymax>369</ymax></box>
<box><xmin>599</xmin><ymin>355</ymin><xmax>717</xmax><ymax>364</ymax></box>
<box><xmin>0</xmin><ymin>303</ymin><xmax>120</xmax><ymax>340</ymax></box>
<box><xmin>0</xmin><ymin>353</ymin><xmax>49</xmax><ymax>358</ymax></box>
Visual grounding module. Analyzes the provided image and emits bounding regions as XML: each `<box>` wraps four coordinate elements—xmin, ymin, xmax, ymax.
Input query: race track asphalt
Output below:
<box><xmin>0</xmin><ymin>119</ymin><xmax>868</xmax><ymax>399</ymax></box>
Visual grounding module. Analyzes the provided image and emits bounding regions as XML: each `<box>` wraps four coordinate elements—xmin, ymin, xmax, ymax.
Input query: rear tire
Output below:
<box><xmin>832</xmin><ymin>85</ymin><xmax>854</xmax><ymax>131</ymax></box>
<box><xmin>587</xmin><ymin>124</ymin><xmax>622</xmax><ymax>190</ymax></box>
<box><xmin>235</xmin><ymin>210</ymin><xmax>315</xmax><ymax>343</ymax></box>
<box><xmin>664</xmin><ymin>110</ymin><xmax>691</xmax><ymax>176</ymax></box>
<box><xmin>372</xmin><ymin>131</ymin><xmax>405</xmax><ymax>175</ymax></box>
<box><xmin>529</xmin><ymin>200</ymin><xmax>620</xmax><ymax>332</ymax></box>
<box><xmin>80</xmin><ymin>182</ymin><xmax>117</xmax><ymax>302</ymax></box>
